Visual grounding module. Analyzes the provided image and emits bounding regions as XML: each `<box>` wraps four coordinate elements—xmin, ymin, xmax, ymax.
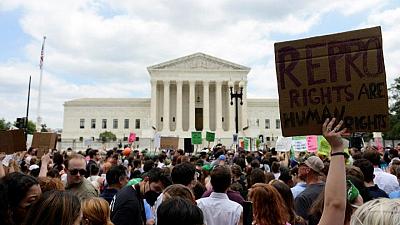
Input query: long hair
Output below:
<box><xmin>270</xmin><ymin>180</ymin><xmax>306</xmax><ymax>225</ymax></box>
<box><xmin>24</xmin><ymin>190</ymin><xmax>81</xmax><ymax>225</ymax></box>
<box><xmin>249</xmin><ymin>183</ymin><xmax>289</xmax><ymax>225</ymax></box>
<box><xmin>82</xmin><ymin>197</ymin><xmax>113</xmax><ymax>225</ymax></box>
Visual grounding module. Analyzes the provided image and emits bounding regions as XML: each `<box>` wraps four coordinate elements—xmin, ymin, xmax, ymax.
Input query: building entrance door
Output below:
<box><xmin>195</xmin><ymin>108</ymin><xmax>203</xmax><ymax>131</ymax></box>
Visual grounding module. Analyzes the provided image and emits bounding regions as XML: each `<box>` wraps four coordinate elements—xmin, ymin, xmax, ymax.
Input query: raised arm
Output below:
<box><xmin>39</xmin><ymin>153</ymin><xmax>51</xmax><ymax>177</ymax></box>
<box><xmin>318</xmin><ymin>118</ymin><xmax>347</xmax><ymax>225</ymax></box>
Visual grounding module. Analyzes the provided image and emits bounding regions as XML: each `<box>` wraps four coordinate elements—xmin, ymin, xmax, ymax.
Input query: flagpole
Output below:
<box><xmin>36</xmin><ymin>36</ymin><xmax>46</xmax><ymax>131</ymax></box>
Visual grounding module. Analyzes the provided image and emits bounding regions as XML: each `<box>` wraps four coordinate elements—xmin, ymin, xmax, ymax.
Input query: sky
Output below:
<box><xmin>0</xmin><ymin>0</ymin><xmax>399</xmax><ymax>129</ymax></box>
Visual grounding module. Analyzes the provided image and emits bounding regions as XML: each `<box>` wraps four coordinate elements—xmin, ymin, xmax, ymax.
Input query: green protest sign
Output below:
<box><xmin>206</xmin><ymin>132</ymin><xmax>215</xmax><ymax>142</ymax></box>
<box><xmin>191</xmin><ymin>132</ymin><xmax>202</xmax><ymax>144</ymax></box>
<box><xmin>244</xmin><ymin>137</ymin><xmax>250</xmax><ymax>151</ymax></box>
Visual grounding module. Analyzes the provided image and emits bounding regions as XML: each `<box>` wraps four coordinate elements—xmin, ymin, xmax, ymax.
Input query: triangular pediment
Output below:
<box><xmin>148</xmin><ymin>52</ymin><xmax>250</xmax><ymax>71</ymax></box>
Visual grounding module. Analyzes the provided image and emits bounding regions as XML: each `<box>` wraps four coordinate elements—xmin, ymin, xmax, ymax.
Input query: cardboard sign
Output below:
<box><xmin>306</xmin><ymin>135</ymin><xmax>318</xmax><ymax>152</ymax></box>
<box><xmin>31</xmin><ymin>132</ymin><xmax>58</xmax><ymax>157</ymax></box>
<box><xmin>128</xmin><ymin>132</ymin><xmax>136</xmax><ymax>143</ymax></box>
<box><xmin>206</xmin><ymin>132</ymin><xmax>215</xmax><ymax>142</ymax></box>
<box><xmin>275</xmin><ymin>26</ymin><xmax>389</xmax><ymax>136</ymax></box>
<box><xmin>191</xmin><ymin>132</ymin><xmax>202</xmax><ymax>145</ymax></box>
<box><xmin>244</xmin><ymin>137</ymin><xmax>250</xmax><ymax>151</ymax></box>
<box><xmin>275</xmin><ymin>136</ymin><xmax>292</xmax><ymax>152</ymax></box>
<box><xmin>0</xmin><ymin>129</ymin><xmax>26</xmax><ymax>154</ymax></box>
<box><xmin>160</xmin><ymin>137</ymin><xmax>179</xmax><ymax>150</ymax></box>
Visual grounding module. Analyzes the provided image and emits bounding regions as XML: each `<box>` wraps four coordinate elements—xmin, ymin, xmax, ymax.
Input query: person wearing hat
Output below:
<box><xmin>294</xmin><ymin>155</ymin><xmax>325</xmax><ymax>221</ymax></box>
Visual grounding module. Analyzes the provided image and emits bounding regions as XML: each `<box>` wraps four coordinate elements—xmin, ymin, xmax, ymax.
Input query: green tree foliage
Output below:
<box><xmin>99</xmin><ymin>131</ymin><xmax>117</xmax><ymax>143</ymax></box>
<box><xmin>385</xmin><ymin>77</ymin><xmax>400</xmax><ymax>139</ymax></box>
<box><xmin>26</xmin><ymin>120</ymin><xmax>36</xmax><ymax>134</ymax></box>
<box><xmin>0</xmin><ymin>118</ymin><xmax>12</xmax><ymax>130</ymax></box>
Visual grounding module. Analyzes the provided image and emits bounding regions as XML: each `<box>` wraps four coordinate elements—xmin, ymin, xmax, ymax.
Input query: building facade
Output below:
<box><xmin>62</xmin><ymin>53</ymin><xmax>281</xmax><ymax>150</ymax></box>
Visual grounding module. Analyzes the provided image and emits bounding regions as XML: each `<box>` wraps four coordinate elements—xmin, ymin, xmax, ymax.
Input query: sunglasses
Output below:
<box><xmin>69</xmin><ymin>169</ymin><xmax>86</xmax><ymax>175</ymax></box>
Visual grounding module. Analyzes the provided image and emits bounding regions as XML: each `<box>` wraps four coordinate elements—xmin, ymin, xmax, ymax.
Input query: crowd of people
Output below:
<box><xmin>1</xmin><ymin>118</ymin><xmax>400</xmax><ymax>225</ymax></box>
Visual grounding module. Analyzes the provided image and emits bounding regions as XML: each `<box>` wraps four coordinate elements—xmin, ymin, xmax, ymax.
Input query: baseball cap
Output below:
<box><xmin>29</xmin><ymin>164</ymin><xmax>40</xmax><ymax>171</ymax></box>
<box><xmin>303</xmin><ymin>156</ymin><xmax>324</xmax><ymax>174</ymax></box>
<box><xmin>218</xmin><ymin>155</ymin><xmax>226</xmax><ymax>161</ymax></box>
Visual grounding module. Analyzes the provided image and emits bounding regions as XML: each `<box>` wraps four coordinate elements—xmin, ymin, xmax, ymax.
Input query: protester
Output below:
<box><xmin>100</xmin><ymin>165</ymin><xmax>128</xmax><ymax>204</ymax></box>
<box><xmin>0</xmin><ymin>172</ymin><xmax>41</xmax><ymax>225</ymax></box>
<box><xmin>363</xmin><ymin>148</ymin><xmax>400</xmax><ymax>194</ymax></box>
<box><xmin>353</xmin><ymin>159</ymin><xmax>389</xmax><ymax>199</ymax></box>
<box><xmin>249</xmin><ymin>183</ymin><xmax>290</xmax><ymax>225</ymax></box>
<box><xmin>82</xmin><ymin>197</ymin><xmax>114</xmax><ymax>225</ymax></box>
<box><xmin>290</xmin><ymin>167</ymin><xmax>307</xmax><ymax>198</ymax></box>
<box><xmin>197</xmin><ymin>165</ymin><xmax>243</xmax><ymax>225</ymax></box>
<box><xmin>162</xmin><ymin>184</ymin><xmax>196</xmax><ymax>204</ymax></box>
<box><xmin>294</xmin><ymin>155</ymin><xmax>325</xmax><ymax>221</ymax></box>
<box><xmin>157</xmin><ymin>197</ymin><xmax>204</xmax><ymax>225</ymax></box>
<box><xmin>23</xmin><ymin>190</ymin><xmax>81</xmax><ymax>225</ymax></box>
<box><xmin>65</xmin><ymin>154</ymin><xmax>98</xmax><ymax>200</ymax></box>
<box><xmin>350</xmin><ymin>198</ymin><xmax>400</xmax><ymax>225</ymax></box>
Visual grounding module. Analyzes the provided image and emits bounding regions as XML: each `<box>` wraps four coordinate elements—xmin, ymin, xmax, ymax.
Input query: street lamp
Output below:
<box><xmin>229</xmin><ymin>81</ymin><xmax>243</xmax><ymax>136</ymax></box>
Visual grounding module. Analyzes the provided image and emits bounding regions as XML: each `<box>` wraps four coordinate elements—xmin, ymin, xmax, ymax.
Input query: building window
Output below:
<box><xmin>135</xmin><ymin>119</ymin><xmax>141</xmax><ymax>129</ymax></box>
<box><xmin>265</xmin><ymin>119</ymin><xmax>270</xmax><ymax>129</ymax></box>
<box><xmin>256</xmin><ymin>119</ymin><xmax>260</xmax><ymax>127</ymax></box>
<box><xmin>123</xmin><ymin>137</ymin><xmax>128</xmax><ymax>141</ymax></box>
<box><xmin>80</xmin><ymin>119</ymin><xmax>85</xmax><ymax>129</ymax></box>
<box><xmin>222</xmin><ymin>117</ymin><xmax>224</xmax><ymax>122</ymax></box>
<box><xmin>91</xmin><ymin>119</ymin><xmax>96</xmax><ymax>129</ymax></box>
<box><xmin>102</xmin><ymin>119</ymin><xmax>107</xmax><ymax>129</ymax></box>
<box><xmin>113</xmin><ymin>119</ymin><xmax>118</xmax><ymax>129</ymax></box>
<box><xmin>276</xmin><ymin>119</ymin><xmax>281</xmax><ymax>129</ymax></box>
<box><xmin>124</xmin><ymin>119</ymin><xmax>129</xmax><ymax>129</ymax></box>
<box><xmin>172</xmin><ymin>117</ymin><xmax>175</xmax><ymax>122</ymax></box>
<box><xmin>161</xmin><ymin>117</ymin><xmax>163</xmax><ymax>122</ymax></box>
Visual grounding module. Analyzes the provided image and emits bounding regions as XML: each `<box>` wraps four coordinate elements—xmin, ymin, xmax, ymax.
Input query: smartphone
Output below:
<box><xmin>243</xmin><ymin>201</ymin><xmax>253</xmax><ymax>225</ymax></box>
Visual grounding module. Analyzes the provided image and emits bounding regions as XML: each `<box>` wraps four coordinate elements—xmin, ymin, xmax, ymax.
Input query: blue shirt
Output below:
<box><xmin>291</xmin><ymin>182</ymin><xmax>307</xmax><ymax>199</ymax></box>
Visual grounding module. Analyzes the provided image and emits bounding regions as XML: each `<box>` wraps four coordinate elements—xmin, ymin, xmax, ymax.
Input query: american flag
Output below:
<box><xmin>39</xmin><ymin>36</ymin><xmax>46</xmax><ymax>69</ymax></box>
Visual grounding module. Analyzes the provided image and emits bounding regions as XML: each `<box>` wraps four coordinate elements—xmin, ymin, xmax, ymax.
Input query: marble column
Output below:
<box><xmin>163</xmin><ymin>80</ymin><xmax>170</xmax><ymax>132</ymax></box>
<box><xmin>150</xmin><ymin>80</ymin><xmax>157</xmax><ymax>129</ymax></box>
<box><xmin>216</xmin><ymin>80</ymin><xmax>223</xmax><ymax>133</ymax></box>
<box><xmin>203</xmin><ymin>80</ymin><xmax>210</xmax><ymax>131</ymax></box>
<box><xmin>189</xmin><ymin>80</ymin><xmax>196</xmax><ymax>131</ymax></box>
<box><xmin>176</xmin><ymin>80</ymin><xmax>183</xmax><ymax>132</ymax></box>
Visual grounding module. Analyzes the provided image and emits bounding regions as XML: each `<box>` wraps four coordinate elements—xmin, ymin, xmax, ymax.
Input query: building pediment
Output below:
<box><xmin>148</xmin><ymin>52</ymin><xmax>250</xmax><ymax>71</ymax></box>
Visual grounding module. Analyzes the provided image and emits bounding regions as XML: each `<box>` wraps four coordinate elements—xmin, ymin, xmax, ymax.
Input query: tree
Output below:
<box><xmin>26</xmin><ymin>120</ymin><xmax>36</xmax><ymax>134</ymax></box>
<box><xmin>384</xmin><ymin>77</ymin><xmax>400</xmax><ymax>140</ymax></box>
<box><xmin>99</xmin><ymin>131</ymin><xmax>117</xmax><ymax>143</ymax></box>
<box><xmin>0</xmin><ymin>118</ymin><xmax>11</xmax><ymax>130</ymax></box>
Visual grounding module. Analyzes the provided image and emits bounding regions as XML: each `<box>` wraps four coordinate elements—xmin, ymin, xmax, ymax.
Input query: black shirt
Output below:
<box><xmin>100</xmin><ymin>188</ymin><xmax>118</xmax><ymax>204</ymax></box>
<box><xmin>110</xmin><ymin>185</ymin><xmax>144</xmax><ymax>225</ymax></box>
<box><xmin>295</xmin><ymin>183</ymin><xmax>325</xmax><ymax>221</ymax></box>
<box><xmin>367</xmin><ymin>185</ymin><xmax>389</xmax><ymax>199</ymax></box>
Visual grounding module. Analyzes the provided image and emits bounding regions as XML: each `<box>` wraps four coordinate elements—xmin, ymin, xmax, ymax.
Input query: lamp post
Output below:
<box><xmin>229</xmin><ymin>81</ymin><xmax>243</xmax><ymax>149</ymax></box>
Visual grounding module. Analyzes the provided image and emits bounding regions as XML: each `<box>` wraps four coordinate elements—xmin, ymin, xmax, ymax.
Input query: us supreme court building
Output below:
<box><xmin>62</xmin><ymin>53</ymin><xmax>282</xmax><ymax>150</ymax></box>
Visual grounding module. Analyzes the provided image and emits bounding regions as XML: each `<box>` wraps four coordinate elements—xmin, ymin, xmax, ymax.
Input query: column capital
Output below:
<box><xmin>216</xmin><ymin>80</ymin><xmax>223</xmax><ymax>85</ymax></box>
<box><xmin>151</xmin><ymin>79</ymin><xmax>158</xmax><ymax>85</ymax></box>
<box><xmin>163</xmin><ymin>80</ymin><xmax>170</xmax><ymax>85</ymax></box>
<box><xmin>176</xmin><ymin>80</ymin><xmax>183</xmax><ymax>85</ymax></box>
<box><xmin>203</xmin><ymin>80</ymin><xmax>210</xmax><ymax>85</ymax></box>
<box><xmin>189</xmin><ymin>80</ymin><xmax>196</xmax><ymax>85</ymax></box>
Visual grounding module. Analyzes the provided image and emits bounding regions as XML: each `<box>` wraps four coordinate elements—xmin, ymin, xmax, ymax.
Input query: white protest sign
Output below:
<box><xmin>275</xmin><ymin>136</ymin><xmax>292</xmax><ymax>152</ymax></box>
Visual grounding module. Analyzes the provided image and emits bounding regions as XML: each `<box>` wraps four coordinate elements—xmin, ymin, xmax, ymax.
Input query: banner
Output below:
<box><xmin>275</xmin><ymin>136</ymin><xmax>292</xmax><ymax>152</ymax></box>
<box><xmin>0</xmin><ymin>129</ymin><xmax>26</xmax><ymax>154</ymax></box>
<box><xmin>291</xmin><ymin>136</ymin><xmax>307</xmax><ymax>152</ymax></box>
<box><xmin>160</xmin><ymin>137</ymin><xmax>179</xmax><ymax>150</ymax></box>
<box><xmin>31</xmin><ymin>132</ymin><xmax>58</xmax><ymax>157</ymax></box>
<box><xmin>191</xmin><ymin>132</ymin><xmax>202</xmax><ymax>145</ymax></box>
<box><xmin>275</xmin><ymin>26</ymin><xmax>389</xmax><ymax>136</ymax></box>
<box><xmin>128</xmin><ymin>132</ymin><xmax>136</xmax><ymax>143</ymax></box>
<box><xmin>206</xmin><ymin>132</ymin><xmax>215</xmax><ymax>142</ymax></box>
<box><xmin>306</xmin><ymin>135</ymin><xmax>318</xmax><ymax>153</ymax></box>
<box><xmin>244</xmin><ymin>137</ymin><xmax>250</xmax><ymax>151</ymax></box>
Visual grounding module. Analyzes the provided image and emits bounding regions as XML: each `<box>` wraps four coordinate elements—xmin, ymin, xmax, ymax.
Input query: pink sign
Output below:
<box><xmin>306</xmin><ymin>136</ymin><xmax>318</xmax><ymax>153</ymax></box>
<box><xmin>128</xmin><ymin>132</ymin><xmax>136</xmax><ymax>143</ymax></box>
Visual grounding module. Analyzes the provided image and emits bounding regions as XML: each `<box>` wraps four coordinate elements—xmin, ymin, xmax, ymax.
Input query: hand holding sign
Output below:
<box><xmin>322</xmin><ymin>118</ymin><xmax>346</xmax><ymax>153</ymax></box>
